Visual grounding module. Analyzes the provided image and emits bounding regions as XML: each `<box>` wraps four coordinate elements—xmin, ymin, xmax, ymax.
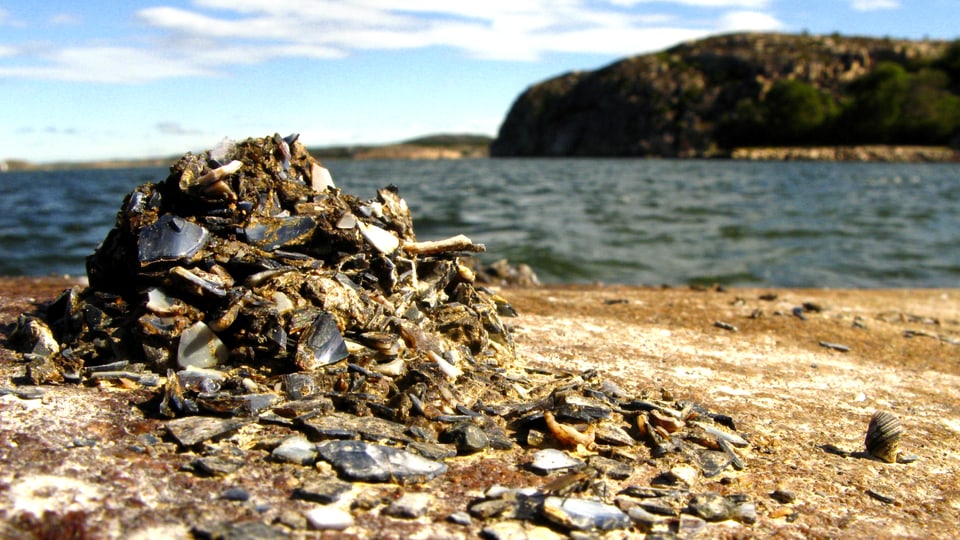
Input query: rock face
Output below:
<box><xmin>490</xmin><ymin>32</ymin><xmax>950</xmax><ymax>158</ymax></box>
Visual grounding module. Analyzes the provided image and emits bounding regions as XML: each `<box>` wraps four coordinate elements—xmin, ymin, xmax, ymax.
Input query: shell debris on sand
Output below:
<box><xmin>865</xmin><ymin>410</ymin><xmax>903</xmax><ymax>464</ymax></box>
<box><xmin>7</xmin><ymin>133</ymin><xmax>759</xmax><ymax>537</ymax></box>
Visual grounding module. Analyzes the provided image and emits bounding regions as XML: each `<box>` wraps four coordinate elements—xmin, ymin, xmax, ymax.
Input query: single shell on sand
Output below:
<box><xmin>865</xmin><ymin>410</ymin><xmax>902</xmax><ymax>463</ymax></box>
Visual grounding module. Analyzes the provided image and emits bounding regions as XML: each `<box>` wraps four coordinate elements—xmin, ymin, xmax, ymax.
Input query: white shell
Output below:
<box><xmin>357</xmin><ymin>220</ymin><xmax>400</xmax><ymax>254</ymax></box>
<box><xmin>427</xmin><ymin>350</ymin><xmax>462</xmax><ymax>379</ymax></box>
<box><xmin>311</xmin><ymin>162</ymin><xmax>335</xmax><ymax>191</ymax></box>
<box><xmin>145</xmin><ymin>288</ymin><xmax>179</xmax><ymax>315</ymax></box>
<box><xmin>208</xmin><ymin>137</ymin><xmax>236</xmax><ymax>164</ymax></box>
<box><xmin>177</xmin><ymin>321</ymin><xmax>228</xmax><ymax>369</ymax></box>
<box><xmin>336</xmin><ymin>212</ymin><xmax>357</xmax><ymax>230</ymax></box>
<box><xmin>271</xmin><ymin>291</ymin><xmax>294</xmax><ymax>314</ymax></box>
<box><xmin>304</xmin><ymin>505</ymin><xmax>354</xmax><ymax>531</ymax></box>
<box><xmin>371</xmin><ymin>357</ymin><xmax>405</xmax><ymax>377</ymax></box>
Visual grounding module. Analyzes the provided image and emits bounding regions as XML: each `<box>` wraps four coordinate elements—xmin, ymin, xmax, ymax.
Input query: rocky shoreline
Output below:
<box><xmin>731</xmin><ymin>145</ymin><xmax>960</xmax><ymax>162</ymax></box>
<box><xmin>2</xmin><ymin>277</ymin><xmax>959</xmax><ymax>538</ymax></box>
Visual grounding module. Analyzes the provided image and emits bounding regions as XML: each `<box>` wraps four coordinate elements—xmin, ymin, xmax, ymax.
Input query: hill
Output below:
<box><xmin>306</xmin><ymin>133</ymin><xmax>492</xmax><ymax>160</ymax></box>
<box><xmin>490</xmin><ymin>32</ymin><xmax>960</xmax><ymax>158</ymax></box>
<box><xmin>1</xmin><ymin>133</ymin><xmax>493</xmax><ymax>171</ymax></box>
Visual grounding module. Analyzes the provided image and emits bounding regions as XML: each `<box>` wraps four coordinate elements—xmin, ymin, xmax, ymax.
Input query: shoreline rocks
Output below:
<box><xmin>730</xmin><ymin>145</ymin><xmax>960</xmax><ymax>162</ymax></box>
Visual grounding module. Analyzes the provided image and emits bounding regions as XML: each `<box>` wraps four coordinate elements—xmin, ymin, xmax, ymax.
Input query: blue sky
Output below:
<box><xmin>1</xmin><ymin>0</ymin><xmax>958</xmax><ymax>163</ymax></box>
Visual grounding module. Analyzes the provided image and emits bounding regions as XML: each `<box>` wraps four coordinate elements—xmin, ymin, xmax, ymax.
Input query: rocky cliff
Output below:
<box><xmin>490</xmin><ymin>32</ymin><xmax>952</xmax><ymax>158</ymax></box>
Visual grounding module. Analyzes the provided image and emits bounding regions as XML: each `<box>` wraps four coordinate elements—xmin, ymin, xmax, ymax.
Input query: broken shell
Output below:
<box><xmin>541</xmin><ymin>496</ymin><xmax>631</xmax><ymax>532</ymax></box>
<box><xmin>169</xmin><ymin>266</ymin><xmax>229</xmax><ymax>299</ymax></box>
<box><xmin>544</xmin><ymin>410</ymin><xmax>596</xmax><ymax>450</ymax></box>
<box><xmin>865</xmin><ymin>410</ymin><xmax>902</xmax><ymax>463</ymax></box>
<box><xmin>649</xmin><ymin>408</ymin><xmax>685</xmax><ymax>433</ymax></box>
<box><xmin>310</xmin><ymin>160</ymin><xmax>335</xmax><ymax>191</ymax></box>
<box><xmin>428</xmin><ymin>350</ymin><xmax>462</xmax><ymax>380</ymax></box>
<box><xmin>137</xmin><ymin>215</ymin><xmax>210</xmax><ymax>264</ymax></box>
<box><xmin>197</xmin><ymin>159</ymin><xmax>242</xmax><ymax>185</ymax></box>
<box><xmin>177</xmin><ymin>321</ymin><xmax>229</xmax><ymax>369</ymax></box>
<box><xmin>244</xmin><ymin>216</ymin><xmax>317</xmax><ymax>251</ymax></box>
<box><xmin>295</xmin><ymin>312</ymin><xmax>349</xmax><ymax>370</ymax></box>
<box><xmin>10</xmin><ymin>314</ymin><xmax>60</xmax><ymax>358</ymax></box>
<box><xmin>356</xmin><ymin>220</ymin><xmax>400</xmax><ymax>254</ymax></box>
<box><xmin>145</xmin><ymin>288</ymin><xmax>187</xmax><ymax>316</ymax></box>
<box><xmin>336</xmin><ymin>212</ymin><xmax>358</xmax><ymax>230</ymax></box>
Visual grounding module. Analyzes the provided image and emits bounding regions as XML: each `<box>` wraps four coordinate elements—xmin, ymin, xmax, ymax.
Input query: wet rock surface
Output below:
<box><xmin>2</xmin><ymin>140</ymin><xmax>960</xmax><ymax>536</ymax></box>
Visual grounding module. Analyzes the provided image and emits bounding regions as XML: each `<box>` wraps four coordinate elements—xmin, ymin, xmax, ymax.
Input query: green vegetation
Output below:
<box><xmin>402</xmin><ymin>134</ymin><xmax>493</xmax><ymax>147</ymax></box>
<box><xmin>719</xmin><ymin>40</ymin><xmax>960</xmax><ymax>148</ymax></box>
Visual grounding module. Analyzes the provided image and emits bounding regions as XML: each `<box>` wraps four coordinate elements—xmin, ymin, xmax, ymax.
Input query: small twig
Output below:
<box><xmin>402</xmin><ymin>234</ymin><xmax>485</xmax><ymax>255</ymax></box>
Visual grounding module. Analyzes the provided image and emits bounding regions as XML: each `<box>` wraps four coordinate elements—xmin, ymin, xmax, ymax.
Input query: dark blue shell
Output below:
<box><xmin>137</xmin><ymin>214</ymin><xmax>210</xmax><ymax>264</ymax></box>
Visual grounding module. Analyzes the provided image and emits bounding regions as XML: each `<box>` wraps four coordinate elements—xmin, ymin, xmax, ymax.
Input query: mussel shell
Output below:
<box><xmin>138</xmin><ymin>214</ymin><xmax>210</xmax><ymax>264</ymax></box>
<box><xmin>177</xmin><ymin>321</ymin><xmax>228</xmax><ymax>369</ymax></box>
<box><xmin>295</xmin><ymin>312</ymin><xmax>349</xmax><ymax>370</ymax></box>
<box><xmin>865</xmin><ymin>410</ymin><xmax>902</xmax><ymax>463</ymax></box>
<box><xmin>244</xmin><ymin>215</ymin><xmax>317</xmax><ymax>251</ymax></box>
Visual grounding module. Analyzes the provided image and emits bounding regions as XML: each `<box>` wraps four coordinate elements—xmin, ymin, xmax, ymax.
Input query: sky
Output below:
<box><xmin>1</xmin><ymin>0</ymin><xmax>958</xmax><ymax>163</ymax></box>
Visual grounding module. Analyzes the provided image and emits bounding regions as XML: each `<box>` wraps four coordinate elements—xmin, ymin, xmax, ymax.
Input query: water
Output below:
<box><xmin>1</xmin><ymin>159</ymin><xmax>958</xmax><ymax>287</ymax></box>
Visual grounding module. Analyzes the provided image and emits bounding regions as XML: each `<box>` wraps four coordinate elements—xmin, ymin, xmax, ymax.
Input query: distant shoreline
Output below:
<box><xmin>0</xmin><ymin>133</ymin><xmax>493</xmax><ymax>172</ymax></box>
<box><xmin>730</xmin><ymin>145</ymin><xmax>960</xmax><ymax>163</ymax></box>
<box><xmin>4</xmin><ymin>143</ymin><xmax>959</xmax><ymax>171</ymax></box>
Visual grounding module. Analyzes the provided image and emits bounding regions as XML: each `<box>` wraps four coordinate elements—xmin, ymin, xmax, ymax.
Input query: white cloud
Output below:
<box><xmin>851</xmin><ymin>0</ymin><xmax>900</xmax><ymax>11</ymax></box>
<box><xmin>139</xmin><ymin>0</ymin><xmax>783</xmax><ymax>60</ymax></box>
<box><xmin>49</xmin><ymin>13</ymin><xmax>83</xmax><ymax>26</ymax></box>
<box><xmin>0</xmin><ymin>0</ymin><xmax>785</xmax><ymax>82</ymax></box>
<box><xmin>156</xmin><ymin>122</ymin><xmax>202</xmax><ymax>136</ymax></box>
<box><xmin>718</xmin><ymin>10</ymin><xmax>783</xmax><ymax>31</ymax></box>
<box><xmin>0</xmin><ymin>46</ymin><xmax>217</xmax><ymax>83</ymax></box>
<box><xmin>610</xmin><ymin>0</ymin><xmax>769</xmax><ymax>6</ymax></box>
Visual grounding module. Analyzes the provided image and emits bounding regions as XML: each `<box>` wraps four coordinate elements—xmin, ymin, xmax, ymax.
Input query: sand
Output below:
<box><xmin>1</xmin><ymin>277</ymin><xmax>958</xmax><ymax>538</ymax></box>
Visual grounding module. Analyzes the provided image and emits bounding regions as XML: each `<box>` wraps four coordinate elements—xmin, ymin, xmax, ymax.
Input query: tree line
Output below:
<box><xmin>719</xmin><ymin>40</ymin><xmax>960</xmax><ymax>148</ymax></box>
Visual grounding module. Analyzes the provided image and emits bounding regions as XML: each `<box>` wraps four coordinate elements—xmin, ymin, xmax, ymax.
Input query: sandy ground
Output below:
<box><xmin>1</xmin><ymin>277</ymin><xmax>959</xmax><ymax>538</ymax></box>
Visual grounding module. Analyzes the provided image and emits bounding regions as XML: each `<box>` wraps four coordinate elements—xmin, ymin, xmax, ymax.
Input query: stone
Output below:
<box><xmin>316</xmin><ymin>440</ymin><xmax>447</xmax><ymax>484</ymax></box>
<box><xmin>697</xmin><ymin>449</ymin><xmax>733</xmax><ymax>478</ymax></box>
<box><xmin>190</xmin><ymin>521</ymin><xmax>285</xmax><ymax>540</ymax></box>
<box><xmin>304</xmin><ymin>505</ymin><xmax>354</xmax><ymax>531</ymax></box>
<box><xmin>165</xmin><ymin>416</ymin><xmax>249</xmax><ymax>447</ymax></box>
<box><xmin>541</xmin><ymin>496</ymin><xmax>631</xmax><ymax>531</ymax></box>
<box><xmin>587</xmin><ymin>455</ymin><xmax>633</xmax><ymax>480</ymax></box>
<box><xmin>301</xmin><ymin>411</ymin><xmax>412</xmax><ymax>445</ymax></box>
<box><xmin>406</xmin><ymin>441</ymin><xmax>457</xmax><ymax>461</ymax></box>
<box><xmin>529</xmin><ymin>448</ymin><xmax>584</xmax><ymax>475</ymax></box>
<box><xmin>482</xmin><ymin>521</ymin><xmax>564</xmax><ymax>540</ymax></box>
<box><xmin>730</xmin><ymin>500</ymin><xmax>758</xmax><ymax>524</ymax></box>
<box><xmin>292</xmin><ymin>477</ymin><xmax>352</xmax><ymax>504</ymax></box>
<box><xmin>221</xmin><ymin>487</ymin><xmax>250</xmax><ymax>501</ymax></box>
<box><xmin>447</xmin><ymin>511</ymin><xmax>472</xmax><ymax>526</ymax></box>
<box><xmin>384</xmin><ymin>492</ymin><xmax>431</xmax><ymax>519</ymax></box>
<box><xmin>440</xmin><ymin>422</ymin><xmax>489</xmax><ymax>454</ymax></box>
<box><xmin>192</xmin><ymin>456</ymin><xmax>243</xmax><ymax>476</ymax></box>
<box><xmin>271</xmin><ymin>435</ymin><xmax>317</xmax><ymax>465</ymax></box>
<box><xmin>688</xmin><ymin>492</ymin><xmax>734</xmax><ymax>522</ymax></box>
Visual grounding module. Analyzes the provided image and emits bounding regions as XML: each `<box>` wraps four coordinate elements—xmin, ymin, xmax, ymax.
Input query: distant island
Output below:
<box><xmin>491</xmin><ymin>32</ymin><xmax>960</xmax><ymax>160</ymax></box>
<box><xmin>8</xmin><ymin>31</ymin><xmax>960</xmax><ymax>170</ymax></box>
<box><xmin>1</xmin><ymin>133</ymin><xmax>492</xmax><ymax>172</ymax></box>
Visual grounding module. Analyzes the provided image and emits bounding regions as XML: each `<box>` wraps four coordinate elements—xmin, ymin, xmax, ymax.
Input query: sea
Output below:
<box><xmin>1</xmin><ymin>158</ymin><xmax>958</xmax><ymax>288</ymax></box>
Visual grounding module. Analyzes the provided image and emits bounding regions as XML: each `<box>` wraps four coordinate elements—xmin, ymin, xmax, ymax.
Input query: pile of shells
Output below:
<box><xmin>15</xmin><ymin>133</ymin><xmax>514</xmax><ymax>388</ymax></box>
<box><xmin>9</xmin><ymin>133</ymin><xmax>757</xmax><ymax>536</ymax></box>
